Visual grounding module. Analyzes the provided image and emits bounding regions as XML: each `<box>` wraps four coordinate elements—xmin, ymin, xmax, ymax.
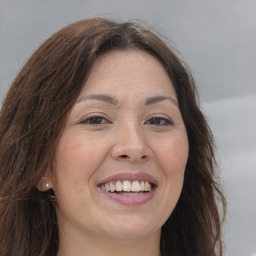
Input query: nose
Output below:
<box><xmin>111</xmin><ymin>123</ymin><xmax>153</xmax><ymax>163</ymax></box>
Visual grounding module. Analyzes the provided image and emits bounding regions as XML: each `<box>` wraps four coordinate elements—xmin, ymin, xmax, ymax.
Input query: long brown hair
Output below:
<box><xmin>0</xmin><ymin>18</ymin><xmax>226</xmax><ymax>256</ymax></box>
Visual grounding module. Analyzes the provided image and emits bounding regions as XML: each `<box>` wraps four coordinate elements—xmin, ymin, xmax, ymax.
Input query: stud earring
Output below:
<box><xmin>45</xmin><ymin>182</ymin><xmax>50</xmax><ymax>189</ymax></box>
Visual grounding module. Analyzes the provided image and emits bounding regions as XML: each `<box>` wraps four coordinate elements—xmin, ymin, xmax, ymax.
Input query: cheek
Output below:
<box><xmin>157</xmin><ymin>133</ymin><xmax>189</xmax><ymax>174</ymax></box>
<box><xmin>55</xmin><ymin>131</ymin><xmax>107</xmax><ymax>173</ymax></box>
<box><xmin>52</xmin><ymin>133</ymin><xmax>107</xmax><ymax>196</ymax></box>
<box><xmin>156</xmin><ymin>133</ymin><xmax>189</xmax><ymax>197</ymax></box>
<box><xmin>150</xmin><ymin>132</ymin><xmax>188</xmax><ymax>222</ymax></box>
<box><xmin>51</xmin><ymin>133</ymin><xmax>111</xmax><ymax>218</ymax></box>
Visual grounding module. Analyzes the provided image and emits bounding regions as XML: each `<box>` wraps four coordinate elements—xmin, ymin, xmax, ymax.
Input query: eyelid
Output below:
<box><xmin>145</xmin><ymin>114</ymin><xmax>174</xmax><ymax>126</ymax></box>
<box><xmin>78</xmin><ymin>113</ymin><xmax>111</xmax><ymax>125</ymax></box>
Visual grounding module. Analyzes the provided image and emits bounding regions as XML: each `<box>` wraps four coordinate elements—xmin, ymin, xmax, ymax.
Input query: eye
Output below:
<box><xmin>145</xmin><ymin>116</ymin><xmax>173</xmax><ymax>126</ymax></box>
<box><xmin>79</xmin><ymin>115</ymin><xmax>110</xmax><ymax>125</ymax></box>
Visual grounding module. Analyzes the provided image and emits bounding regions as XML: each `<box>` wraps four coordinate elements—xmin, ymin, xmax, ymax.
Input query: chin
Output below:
<box><xmin>102</xmin><ymin>214</ymin><xmax>162</xmax><ymax>239</ymax></box>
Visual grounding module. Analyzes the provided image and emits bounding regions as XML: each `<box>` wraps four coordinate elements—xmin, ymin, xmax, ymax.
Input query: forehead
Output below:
<box><xmin>80</xmin><ymin>49</ymin><xmax>177</xmax><ymax>99</ymax></box>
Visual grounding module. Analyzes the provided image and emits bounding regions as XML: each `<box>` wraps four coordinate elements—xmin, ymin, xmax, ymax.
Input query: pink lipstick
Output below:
<box><xmin>97</xmin><ymin>172</ymin><xmax>157</xmax><ymax>205</ymax></box>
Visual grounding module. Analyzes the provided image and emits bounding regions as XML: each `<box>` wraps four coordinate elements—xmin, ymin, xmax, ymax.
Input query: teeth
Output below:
<box><xmin>100</xmin><ymin>180</ymin><xmax>153</xmax><ymax>193</ymax></box>
<box><xmin>140</xmin><ymin>181</ymin><xmax>145</xmax><ymax>191</ymax></box>
<box><xmin>105</xmin><ymin>183</ymin><xmax>110</xmax><ymax>192</ymax></box>
<box><xmin>123</xmin><ymin>180</ymin><xmax>131</xmax><ymax>192</ymax></box>
<box><xmin>116</xmin><ymin>181</ymin><xmax>122</xmax><ymax>191</ymax></box>
<box><xmin>131</xmin><ymin>181</ymin><xmax>140</xmax><ymax>192</ymax></box>
<box><xmin>119</xmin><ymin>192</ymin><xmax>145</xmax><ymax>196</ymax></box>
<box><xmin>145</xmin><ymin>181</ymin><xmax>150</xmax><ymax>191</ymax></box>
<box><xmin>109</xmin><ymin>182</ymin><xmax>115</xmax><ymax>192</ymax></box>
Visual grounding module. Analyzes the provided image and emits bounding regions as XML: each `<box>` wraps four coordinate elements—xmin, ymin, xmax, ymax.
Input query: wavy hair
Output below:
<box><xmin>0</xmin><ymin>18</ymin><xmax>226</xmax><ymax>256</ymax></box>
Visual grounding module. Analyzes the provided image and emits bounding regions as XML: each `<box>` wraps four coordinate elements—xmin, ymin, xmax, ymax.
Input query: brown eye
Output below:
<box><xmin>146</xmin><ymin>117</ymin><xmax>173</xmax><ymax>126</ymax></box>
<box><xmin>80</xmin><ymin>116</ymin><xmax>109</xmax><ymax>125</ymax></box>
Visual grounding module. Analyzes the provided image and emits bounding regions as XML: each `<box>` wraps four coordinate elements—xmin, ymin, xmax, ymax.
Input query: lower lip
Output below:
<box><xmin>99</xmin><ymin>188</ymin><xmax>156</xmax><ymax>206</ymax></box>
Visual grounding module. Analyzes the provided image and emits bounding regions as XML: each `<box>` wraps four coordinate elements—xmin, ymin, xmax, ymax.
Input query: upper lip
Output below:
<box><xmin>98</xmin><ymin>172</ymin><xmax>158</xmax><ymax>186</ymax></box>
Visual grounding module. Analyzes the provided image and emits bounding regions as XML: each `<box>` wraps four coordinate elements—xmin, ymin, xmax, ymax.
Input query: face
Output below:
<box><xmin>49</xmin><ymin>50</ymin><xmax>189</xmax><ymax>243</ymax></box>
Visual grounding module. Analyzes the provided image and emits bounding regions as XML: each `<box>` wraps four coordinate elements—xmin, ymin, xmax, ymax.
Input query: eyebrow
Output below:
<box><xmin>76</xmin><ymin>94</ymin><xmax>179</xmax><ymax>107</ymax></box>
<box><xmin>144</xmin><ymin>96</ymin><xmax>179</xmax><ymax>107</ymax></box>
<box><xmin>76</xmin><ymin>94</ymin><xmax>118</xmax><ymax>105</ymax></box>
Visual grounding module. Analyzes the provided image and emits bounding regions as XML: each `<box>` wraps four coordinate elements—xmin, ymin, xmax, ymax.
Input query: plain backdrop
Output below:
<box><xmin>0</xmin><ymin>0</ymin><xmax>255</xmax><ymax>255</ymax></box>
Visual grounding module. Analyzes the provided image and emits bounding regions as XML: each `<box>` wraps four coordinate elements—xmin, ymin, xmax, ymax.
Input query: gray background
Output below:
<box><xmin>0</xmin><ymin>0</ymin><xmax>255</xmax><ymax>255</ymax></box>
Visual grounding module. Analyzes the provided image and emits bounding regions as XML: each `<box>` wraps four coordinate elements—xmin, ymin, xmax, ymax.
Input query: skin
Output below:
<box><xmin>45</xmin><ymin>50</ymin><xmax>189</xmax><ymax>256</ymax></box>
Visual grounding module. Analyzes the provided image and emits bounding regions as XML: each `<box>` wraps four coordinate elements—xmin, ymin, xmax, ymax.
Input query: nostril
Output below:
<box><xmin>119</xmin><ymin>154</ymin><xmax>147</xmax><ymax>160</ymax></box>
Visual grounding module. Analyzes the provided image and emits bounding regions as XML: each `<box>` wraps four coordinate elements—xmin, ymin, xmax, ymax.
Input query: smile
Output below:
<box><xmin>99</xmin><ymin>180</ymin><xmax>154</xmax><ymax>195</ymax></box>
<box><xmin>97</xmin><ymin>172</ymin><xmax>157</xmax><ymax>205</ymax></box>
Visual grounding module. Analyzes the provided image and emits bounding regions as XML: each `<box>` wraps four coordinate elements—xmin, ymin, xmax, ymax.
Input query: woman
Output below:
<box><xmin>0</xmin><ymin>18</ymin><xmax>226</xmax><ymax>256</ymax></box>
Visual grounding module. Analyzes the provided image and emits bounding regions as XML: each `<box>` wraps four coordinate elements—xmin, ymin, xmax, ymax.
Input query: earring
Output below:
<box><xmin>45</xmin><ymin>183</ymin><xmax>57</xmax><ymax>202</ymax></box>
<box><xmin>50</xmin><ymin>195</ymin><xmax>57</xmax><ymax>202</ymax></box>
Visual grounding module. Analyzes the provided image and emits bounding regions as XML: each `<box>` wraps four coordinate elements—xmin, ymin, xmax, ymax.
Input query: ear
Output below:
<box><xmin>37</xmin><ymin>172</ymin><xmax>54</xmax><ymax>192</ymax></box>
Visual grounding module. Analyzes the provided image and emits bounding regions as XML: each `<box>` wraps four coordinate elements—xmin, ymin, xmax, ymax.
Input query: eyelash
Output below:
<box><xmin>79</xmin><ymin>114</ymin><xmax>174</xmax><ymax>127</ymax></box>
<box><xmin>145</xmin><ymin>116</ymin><xmax>174</xmax><ymax>126</ymax></box>
<box><xmin>79</xmin><ymin>115</ymin><xmax>110</xmax><ymax>125</ymax></box>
